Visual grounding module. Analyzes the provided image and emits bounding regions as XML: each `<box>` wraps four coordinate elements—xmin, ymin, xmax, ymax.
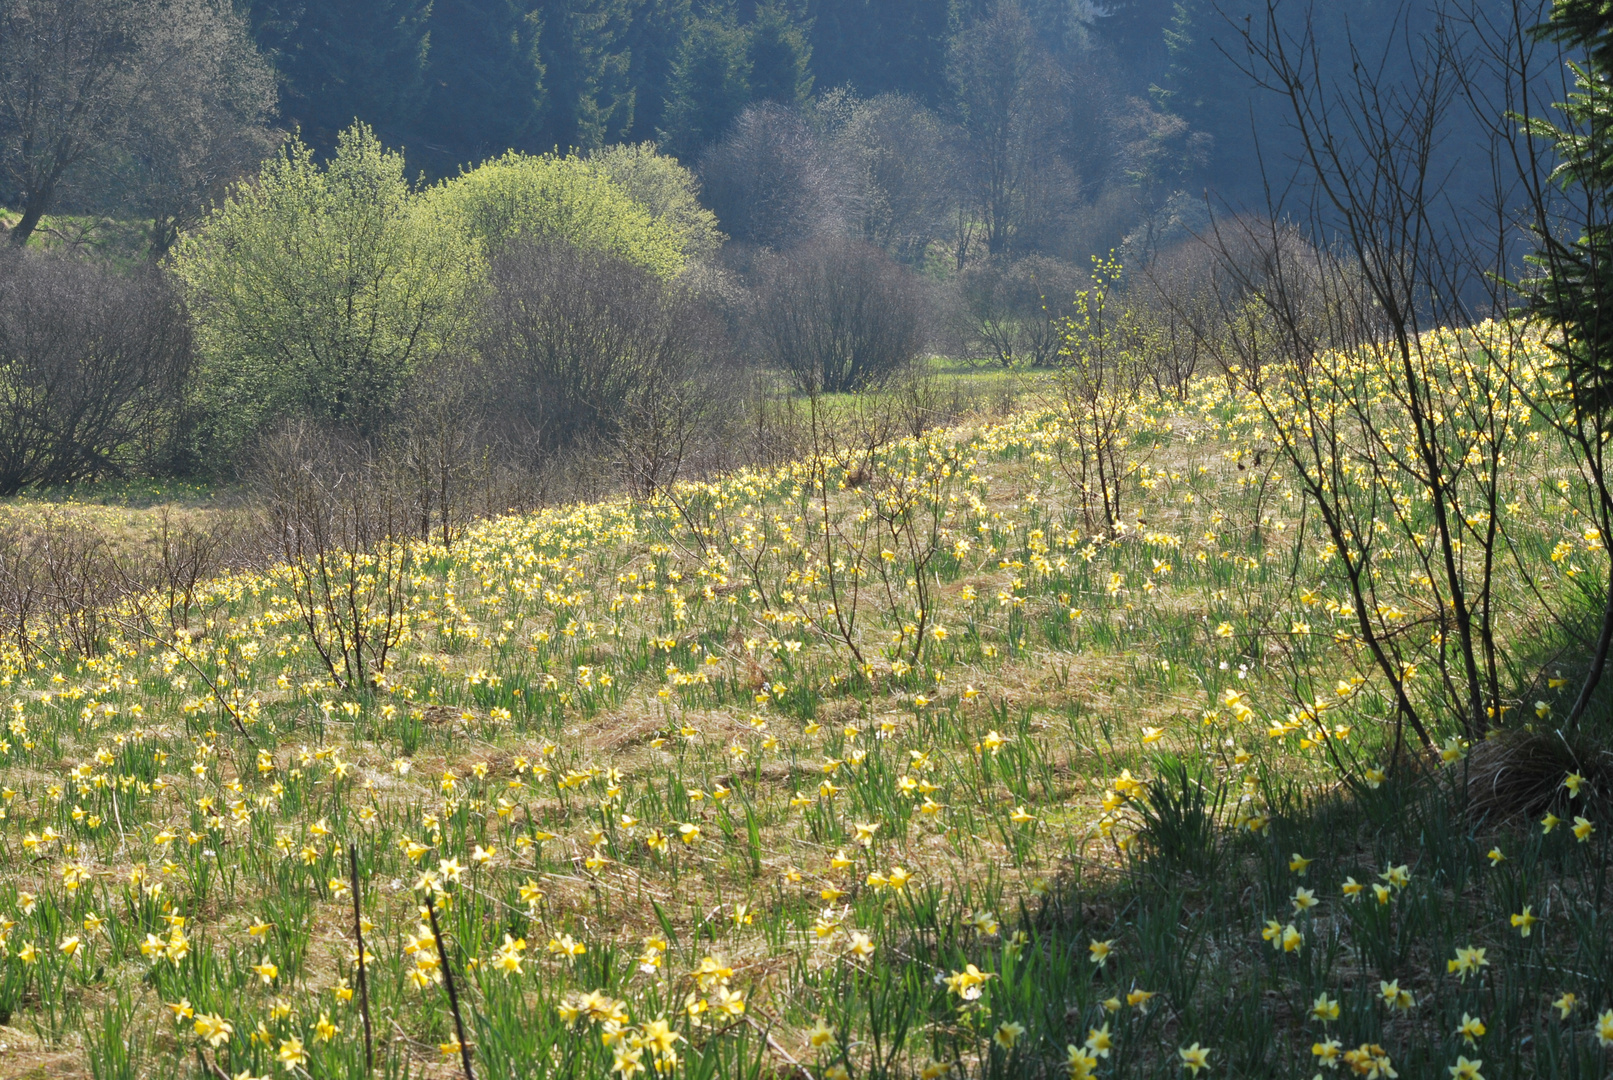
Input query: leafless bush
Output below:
<box><xmin>0</xmin><ymin>249</ymin><xmax>191</xmax><ymax>494</ymax></box>
<box><xmin>476</xmin><ymin>241</ymin><xmax>731</xmax><ymax>480</ymax></box>
<box><xmin>143</xmin><ymin>506</ymin><xmax>247</xmax><ymax>628</ymax></box>
<box><xmin>1133</xmin><ymin>224</ymin><xmax>1374</xmax><ymax>395</ymax></box>
<box><xmin>0</xmin><ymin>511</ymin><xmax>118</xmax><ymax>658</ymax></box>
<box><xmin>957</xmin><ymin>255</ymin><xmax>1081</xmax><ymax>367</ymax></box>
<box><xmin>749</xmin><ymin>237</ymin><xmax>926</xmax><ymax>394</ymax></box>
<box><xmin>255</xmin><ymin>423</ymin><xmax>412</xmax><ymax>693</ymax></box>
<box><xmin>0</xmin><ymin>499</ymin><xmax>263</xmax><ymax>670</ymax></box>
<box><xmin>384</xmin><ymin>369</ymin><xmax>493</xmax><ymax>547</ymax></box>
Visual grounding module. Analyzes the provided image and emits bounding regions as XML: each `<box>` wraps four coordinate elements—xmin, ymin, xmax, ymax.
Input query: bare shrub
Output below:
<box><xmin>958</xmin><ymin>255</ymin><xmax>1080</xmax><ymax>367</ymax></box>
<box><xmin>0</xmin><ymin>250</ymin><xmax>191</xmax><ymax>494</ymax></box>
<box><xmin>256</xmin><ymin>423</ymin><xmax>412</xmax><ymax>693</ymax></box>
<box><xmin>384</xmin><ymin>369</ymin><xmax>492</xmax><ymax>548</ymax></box>
<box><xmin>0</xmin><ymin>500</ymin><xmax>261</xmax><ymax>672</ymax></box>
<box><xmin>131</xmin><ymin>506</ymin><xmax>247</xmax><ymax>630</ymax></box>
<box><xmin>477</xmin><ymin>241</ymin><xmax>730</xmax><ymax>481</ymax></box>
<box><xmin>0</xmin><ymin>511</ymin><xmax>118</xmax><ymax>658</ymax></box>
<box><xmin>749</xmin><ymin>237</ymin><xmax>926</xmax><ymax>394</ymax></box>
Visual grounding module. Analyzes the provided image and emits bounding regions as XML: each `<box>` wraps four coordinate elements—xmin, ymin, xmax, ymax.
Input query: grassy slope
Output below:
<box><xmin>0</xmin><ymin>209</ymin><xmax>151</xmax><ymax>273</ymax></box>
<box><xmin>0</xmin><ymin>364</ymin><xmax>1607</xmax><ymax>1080</ymax></box>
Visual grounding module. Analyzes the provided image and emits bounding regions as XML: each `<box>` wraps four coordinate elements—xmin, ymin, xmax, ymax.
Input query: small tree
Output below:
<box><xmin>1051</xmin><ymin>255</ymin><xmax>1149</xmax><ymax>535</ymax></box>
<box><xmin>171</xmin><ymin>123</ymin><xmax>475</xmax><ymax>464</ymax></box>
<box><xmin>699</xmin><ymin>102</ymin><xmax>849</xmax><ymax>249</ymax></box>
<box><xmin>257</xmin><ymin>423</ymin><xmax>413</xmax><ymax>693</ymax></box>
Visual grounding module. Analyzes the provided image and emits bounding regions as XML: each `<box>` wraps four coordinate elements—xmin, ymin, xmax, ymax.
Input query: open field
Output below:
<box><xmin>0</xmin><ymin>334</ymin><xmax>1609</xmax><ymax>1080</ymax></box>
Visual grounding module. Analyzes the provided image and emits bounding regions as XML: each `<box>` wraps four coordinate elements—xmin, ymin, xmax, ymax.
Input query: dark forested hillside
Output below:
<box><xmin>231</xmin><ymin>5</ymin><xmax>1133</xmax><ymax>189</ymax></box>
<box><xmin>231</xmin><ymin>0</ymin><xmax>1490</xmax><ymax>242</ymax></box>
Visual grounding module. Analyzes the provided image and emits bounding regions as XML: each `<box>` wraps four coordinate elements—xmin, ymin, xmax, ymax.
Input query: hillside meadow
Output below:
<box><xmin>0</xmin><ymin>327</ymin><xmax>1609</xmax><ymax>1080</ymax></box>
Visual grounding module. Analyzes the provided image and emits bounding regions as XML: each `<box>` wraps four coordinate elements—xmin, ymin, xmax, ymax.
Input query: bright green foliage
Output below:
<box><xmin>427</xmin><ymin>150</ymin><xmax>688</xmax><ymax>276</ymax></box>
<box><xmin>171</xmin><ymin>130</ymin><xmax>703</xmax><ymax>466</ymax></box>
<box><xmin>1520</xmin><ymin>0</ymin><xmax>1613</xmax><ymax>415</ymax></box>
<box><xmin>171</xmin><ymin>124</ymin><xmax>476</xmax><ymax>458</ymax></box>
<box><xmin>588</xmin><ymin>141</ymin><xmax>725</xmax><ymax>260</ymax></box>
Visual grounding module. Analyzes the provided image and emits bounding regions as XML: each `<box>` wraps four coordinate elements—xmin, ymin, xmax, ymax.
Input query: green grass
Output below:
<box><xmin>3</xmin><ymin>478</ymin><xmax>227</xmax><ymax>510</ymax></box>
<box><xmin>0</xmin><ymin>208</ymin><xmax>152</xmax><ymax>271</ymax></box>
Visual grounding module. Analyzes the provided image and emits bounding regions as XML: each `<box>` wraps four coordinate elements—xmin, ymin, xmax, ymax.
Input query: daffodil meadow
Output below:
<box><xmin>1</xmin><ymin>324</ymin><xmax>1611</xmax><ymax>1080</ymax></box>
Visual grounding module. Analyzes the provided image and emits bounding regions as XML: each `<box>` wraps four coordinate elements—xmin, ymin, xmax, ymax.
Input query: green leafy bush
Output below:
<box><xmin>171</xmin><ymin>124</ymin><xmax>475</xmax><ymax>460</ymax></box>
<box><xmin>425</xmin><ymin>151</ymin><xmax>688</xmax><ymax>278</ymax></box>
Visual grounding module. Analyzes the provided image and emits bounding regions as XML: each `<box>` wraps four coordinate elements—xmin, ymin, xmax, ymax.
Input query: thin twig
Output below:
<box><xmin>350</xmin><ymin>843</ymin><xmax>374</xmax><ymax>1076</ymax></box>
<box><xmin>425</xmin><ymin>891</ymin><xmax>475</xmax><ymax>1080</ymax></box>
<box><xmin>747</xmin><ymin>1015</ymin><xmax>816</xmax><ymax>1080</ymax></box>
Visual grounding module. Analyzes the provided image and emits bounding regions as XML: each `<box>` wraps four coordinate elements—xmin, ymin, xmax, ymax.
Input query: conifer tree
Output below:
<box><xmin>747</xmin><ymin>2</ymin><xmax>812</xmax><ymax>104</ymax></box>
<box><xmin>417</xmin><ymin>0</ymin><xmax>545</xmax><ymax>170</ymax></box>
<box><xmin>623</xmin><ymin>0</ymin><xmax>694</xmax><ymax>143</ymax></box>
<box><xmin>533</xmin><ymin>0</ymin><xmax>636</xmax><ymax>150</ymax></box>
<box><xmin>809</xmin><ymin>0</ymin><xmax>953</xmax><ymax>105</ymax></box>
<box><xmin>660</xmin><ymin>9</ymin><xmax>750</xmax><ymax>156</ymax></box>
<box><xmin>248</xmin><ymin>0</ymin><xmax>432</xmax><ymax>150</ymax></box>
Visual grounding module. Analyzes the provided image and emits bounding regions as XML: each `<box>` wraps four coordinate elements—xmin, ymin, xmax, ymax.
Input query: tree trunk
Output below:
<box><xmin>7</xmin><ymin>193</ymin><xmax>50</xmax><ymax>248</ymax></box>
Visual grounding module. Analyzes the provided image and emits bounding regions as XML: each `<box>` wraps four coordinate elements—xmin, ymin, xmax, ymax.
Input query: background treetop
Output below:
<box><xmin>426</xmin><ymin>150</ymin><xmax>693</xmax><ymax>276</ymax></box>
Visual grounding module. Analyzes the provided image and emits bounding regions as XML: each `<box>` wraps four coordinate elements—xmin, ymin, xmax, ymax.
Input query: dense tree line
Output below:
<box><xmin>228</xmin><ymin>0</ymin><xmax>1484</xmax><ymax>217</ymax></box>
<box><xmin>3</xmin><ymin>0</ymin><xmax>1486</xmax><ymax>261</ymax></box>
<box><xmin>0</xmin><ymin>0</ymin><xmax>1531</xmax><ymax>500</ymax></box>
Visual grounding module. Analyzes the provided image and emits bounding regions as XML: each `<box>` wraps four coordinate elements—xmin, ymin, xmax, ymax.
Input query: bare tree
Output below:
<box><xmin>0</xmin><ymin>249</ymin><xmax>191</xmax><ymax>494</ymax></box>
<box><xmin>699</xmin><ymin>102</ymin><xmax>850</xmax><ymax>250</ymax></box>
<box><xmin>947</xmin><ymin>0</ymin><xmax>1069</xmax><ymax>260</ymax></box>
<box><xmin>749</xmin><ymin>236</ymin><xmax>926</xmax><ymax>394</ymax></box>
<box><xmin>385</xmin><ymin>368</ymin><xmax>491</xmax><ymax>548</ymax></box>
<box><xmin>1050</xmin><ymin>255</ymin><xmax>1151</xmax><ymax>535</ymax></box>
<box><xmin>832</xmin><ymin>93</ymin><xmax>956</xmax><ymax>264</ymax></box>
<box><xmin>0</xmin><ymin>0</ymin><xmax>135</xmax><ymax>245</ymax></box>
<box><xmin>0</xmin><ymin>0</ymin><xmax>275</xmax><ymax>250</ymax></box>
<box><xmin>116</xmin><ymin>0</ymin><xmax>279</xmax><ymax>258</ymax></box>
<box><xmin>257</xmin><ymin>423</ymin><xmax>413</xmax><ymax>693</ymax></box>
